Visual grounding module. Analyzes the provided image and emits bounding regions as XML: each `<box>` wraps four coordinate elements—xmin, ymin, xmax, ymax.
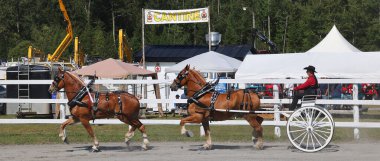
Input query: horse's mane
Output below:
<box><xmin>67</xmin><ymin>72</ymin><xmax>86</xmax><ymax>86</ymax></box>
<box><xmin>189</xmin><ymin>69</ymin><xmax>206</xmax><ymax>85</ymax></box>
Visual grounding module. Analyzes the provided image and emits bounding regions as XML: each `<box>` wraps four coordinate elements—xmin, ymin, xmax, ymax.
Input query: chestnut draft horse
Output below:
<box><xmin>170</xmin><ymin>65</ymin><xmax>264</xmax><ymax>150</ymax></box>
<box><xmin>48</xmin><ymin>68</ymin><xmax>149</xmax><ymax>152</ymax></box>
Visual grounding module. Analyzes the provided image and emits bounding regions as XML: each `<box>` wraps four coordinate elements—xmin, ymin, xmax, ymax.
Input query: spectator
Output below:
<box><xmin>284</xmin><ymin>79</ymin><xmax>294</xmax><ymax>98</ymax></box>
<box><xmin>264</xmin><ymin>84</ymin><xmax>274</xmax><ymax>98</ymax></box>
<box><xmin>229</xmin><ymin>85</ymin><xmax>235</xmax><ymax>92</ymax></box>
<box><xmin>363</xmin><ymin>83</ymin><xmax>378</xmax><ymax>100</ymax></box>
<box><xmin>376</xmin><ymin>84</ymin><xmax>380</xmax><ymax>100</ymax></box>
<box><xmin>319</xmin><ymin>84</ymin><xmax>329</xmax><ymax>99</ymax></box>
<box><xmin>179</xmin><ymin>93</ymin><xmax>188</xmax><ymax>116</ymax></box>
<box><xmin>172</xmin><ymin>94</ymin><xmax>180</xmax><ymax>117</ymax></box>
<box><xmin>331</xmin><ymin>84</ymin><xmax>342</xmax><ymax>99</ymax></box>
<box><xmin>341</xmin><ymin>84</ymin><xmax>353</xmax><ymax>100</ymax></box>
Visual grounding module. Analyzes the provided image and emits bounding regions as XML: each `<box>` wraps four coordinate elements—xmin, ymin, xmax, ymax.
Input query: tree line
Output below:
<box><xmin>0</xmin><ymin>0</ymin><xmax>379</xmax><ymax>62</ymax></box>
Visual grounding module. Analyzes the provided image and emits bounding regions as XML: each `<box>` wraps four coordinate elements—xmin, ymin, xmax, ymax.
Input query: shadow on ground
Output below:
<box><xmin>65</xmin><ymin>145</ymin><xmax>154</xmax><ymax>152</ymax></box>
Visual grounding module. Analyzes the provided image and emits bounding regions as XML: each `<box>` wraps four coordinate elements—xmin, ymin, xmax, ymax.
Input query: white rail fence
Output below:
<box><xmin>1</xmin><ymin>79</ymin><xmax>380</xmax><ymax>140</ymax></box>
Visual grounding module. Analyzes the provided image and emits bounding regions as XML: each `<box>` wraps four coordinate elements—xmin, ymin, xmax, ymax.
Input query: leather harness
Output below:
<box><xmin>187</xmin><ymin>79</ymin><xmax>220</xmax><ymax>111</ymax></box>
<box><xmin>66</xmin><ymin>79</ymin><xmax>124</xmax><ymax>120</ymax></box>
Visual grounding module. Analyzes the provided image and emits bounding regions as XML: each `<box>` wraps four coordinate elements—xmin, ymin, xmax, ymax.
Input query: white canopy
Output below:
<box><xmin>236</xmin><ymin>25</ymin><xmax>380</xmax><ymax>79</ymax></box>
<box><xmin>165</xmin><ymin>51</ymin><xmax>242</xmax><ymax>73</ymax></box>
<box><xmin>307</xmin><ymin>25</ymin><xmax>361</xmax><ymax>53</ymax></box>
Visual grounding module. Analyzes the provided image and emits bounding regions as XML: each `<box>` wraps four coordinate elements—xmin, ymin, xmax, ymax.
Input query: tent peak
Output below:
<box><xmin>307</xmin><ymin>25</ymin><xmax>361</xmax><ymax>53</ymax></box>
<box><xmin>165</xmin><ymin>51</ymin><xmax>242</xmax><ymax>73</ymax></box>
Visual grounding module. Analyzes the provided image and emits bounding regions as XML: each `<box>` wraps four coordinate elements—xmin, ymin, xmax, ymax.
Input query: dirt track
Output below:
<box><xmin>0</xmin><ymin>141</ymin><xmax>379</xmax><ymax>161</ymax></box>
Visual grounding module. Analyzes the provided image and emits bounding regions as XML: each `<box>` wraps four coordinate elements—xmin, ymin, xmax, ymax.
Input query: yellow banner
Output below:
<box><xmin>144</xmin><ymin>8</ymin><xmax>209</xmax><ymax>24</ymax></box>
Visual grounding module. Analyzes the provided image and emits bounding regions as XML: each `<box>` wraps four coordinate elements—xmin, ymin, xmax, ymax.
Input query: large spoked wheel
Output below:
<box><xmin>287</xmin><ymin>106</ymin><xmax>334</xmax><ymax>152</ymax></box>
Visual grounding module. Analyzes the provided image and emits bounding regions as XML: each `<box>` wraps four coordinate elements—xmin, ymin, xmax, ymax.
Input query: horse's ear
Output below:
<box><xmin>58</xmin><ymin>66</ymin><xmax>64</xmax><ymax>73</ymax></box>
<box><xmin>185</xmin><ymin>64</ymin><xmax>190</xmax><ymax>70</ymax></box>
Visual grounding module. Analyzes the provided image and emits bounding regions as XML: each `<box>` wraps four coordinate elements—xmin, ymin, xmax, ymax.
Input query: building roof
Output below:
<box><xmin>134</xmin><ymin>44</ymin><xmax>253</xmax><ymax>62</ymax></box>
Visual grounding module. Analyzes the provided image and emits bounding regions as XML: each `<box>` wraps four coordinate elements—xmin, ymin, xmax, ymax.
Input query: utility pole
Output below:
<box><xmin>268</xmin><ymin>0</ymin><xmax>271</xmax><ymax>43</ymax></box>
<box><xmin>283</xmin><ymin>16</ymin><xmax>288</xmax><ymax>53</ymax></box>
<box><xmin>243</xmin><ymin>7</ymin><xmax>256</xmax><ymax>49</ymax></box>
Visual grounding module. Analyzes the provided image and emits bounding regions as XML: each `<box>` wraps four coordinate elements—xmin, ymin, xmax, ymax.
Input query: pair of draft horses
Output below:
<box><xmin>48</xmin><ymin>65</ymin><xmax>263</xmax><ymax>152</ymax></box>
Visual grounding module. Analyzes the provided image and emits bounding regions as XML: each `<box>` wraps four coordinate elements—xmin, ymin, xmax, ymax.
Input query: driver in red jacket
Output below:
<box><xmin>290</xmin><ymin>65</ymin><xmax>319</xmax><ymax>110</ymax></box>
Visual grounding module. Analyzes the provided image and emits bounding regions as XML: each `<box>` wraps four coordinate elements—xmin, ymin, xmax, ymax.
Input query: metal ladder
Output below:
<box><xmin>17</xmin><ymin>59</ymin><xmax>32</xmax><ymax>113</ymax></box>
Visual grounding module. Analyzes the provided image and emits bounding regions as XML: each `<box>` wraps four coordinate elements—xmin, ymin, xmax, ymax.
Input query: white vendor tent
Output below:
<box><xmin>236</xmin><ymin>25</ymin><xmax>380</xmax><ymax>79</ymax></box>
<box><xmin>306</xmin><ymin>25</ymin><xmax>361</xmax><ymax>53</ymax></box>
<box><xmin>165</xmin><ymin>51</ymin><xmax>242</xmax><ymax>73</ymax></box>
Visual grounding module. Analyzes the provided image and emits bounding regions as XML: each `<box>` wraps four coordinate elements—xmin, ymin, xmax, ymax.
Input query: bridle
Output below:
<box><xmin>51</xmin><ymin>72</ymin><xmax>65</xmax><ymax>91</ymax></box>
<box><xmin>51</xmin><ymin>72</ymin><xmax>84</xmax><ymax>94</ymax></box>
<box><xmin>174</xmin><ymin>71</ymin><xmax>189</xmax><ymax>88</ymax></box>
<box><xmin>174</xmin><ymin>70</ymin><xmax>205</xmax><ymax>90</ymax></box>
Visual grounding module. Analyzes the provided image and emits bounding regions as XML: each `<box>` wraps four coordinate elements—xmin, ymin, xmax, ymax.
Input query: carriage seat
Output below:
<box><xmin>301</xmin><ymin>95</ymin><xmax>318</xmax><ymax>107</ymax></box>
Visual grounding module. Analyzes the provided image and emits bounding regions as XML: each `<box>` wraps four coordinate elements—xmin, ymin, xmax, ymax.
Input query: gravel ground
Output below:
<box><xmin>0</xmin><ymin>141</ymin><xmax>379</xmax><ymax>161</ymax></box>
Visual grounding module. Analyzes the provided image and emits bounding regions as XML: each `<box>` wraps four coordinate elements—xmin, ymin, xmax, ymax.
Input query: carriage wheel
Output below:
<box><xmin>287</xmin><ymin>106</ymin><xmax>334</xmax><ymax>152</ymax></box>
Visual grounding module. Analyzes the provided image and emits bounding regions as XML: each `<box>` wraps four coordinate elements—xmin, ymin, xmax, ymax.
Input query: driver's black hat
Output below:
<box><xmin>304</xmin><ymin>65</ymin><xmax>317</xmax><ymax>73</ymax></box>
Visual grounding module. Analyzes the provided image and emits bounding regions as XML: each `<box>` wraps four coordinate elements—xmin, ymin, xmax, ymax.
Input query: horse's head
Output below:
<box><xmin>170</xmin><ymin>64</ymin><xmax>191</xmax><ymax>91</ymax></box>
<box><xmin>48</xmin><ymin>67</ymin><xmax>65</xmax><ymax>94</ymax></box>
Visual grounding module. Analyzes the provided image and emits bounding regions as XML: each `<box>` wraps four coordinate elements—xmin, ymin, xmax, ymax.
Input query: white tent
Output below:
<box><xmin>307</xmin><ymin>25</ymin><xmax>361</xmax><ymax>53</ymax></box>
<box><xmin>236</xmin><ymin>25</ymin><xmax>380</xmax><ymax>79</ymax></box>
<box><xmin>165</xmin><ymin>51</ymin><xmax>242</xmax><ymax>73</ymax></box>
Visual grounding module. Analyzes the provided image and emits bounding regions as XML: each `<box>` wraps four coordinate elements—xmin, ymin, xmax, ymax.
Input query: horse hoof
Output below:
<box><xmin>125</xmin><ymin>140</ymin><xmax>130</xmax><ymax>146</ymax></box>
<box><xmin>252</xmin><ymin>138</ymin><xmax>258</xmax><ymax>145</ymax></box>
<box><xmin>143</xmin><ymin>139</ymin><xmax>150</xmax><ymax>146</ymax></box>
<box><xmin>141</xmin><ymin>145</ymin><xmax>148</xmax><ymax>151</ymax></box>
<box><xmin>202</xmin><ymin>144</ymin><xmax>212</xmax><ymax>150</ymax></box>
<box><xmin>255</xmin><ymin>143</ymin><xmax>264</xmax><ymax>150</ymax></box>
<box><xmin>185</xmin><ymin>130</ymin><xmax>194</xmax><ymax>137</ymax></box>
<box><xmin>91</xmin><ymin>147</ymin><xmax>101</xmax><ymax>153</ymax></box>
<box><xmin>63</xmin><ymin>137</ymin><xmax>69</xmax><ymax>144</ymax></box>
<box><xmin>91</xmin><ymin>148</ymin><xmax>100</xmax><ymax>152</ymax></box>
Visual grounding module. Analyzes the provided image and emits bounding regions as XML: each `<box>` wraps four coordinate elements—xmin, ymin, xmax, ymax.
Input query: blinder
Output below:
<box><xmin>175</xmin><ymin>71</ymin><xmax>188</xmax><ymax>88</ymax></box>
<box><xmin>52</xmin><ymin>73</ymin><xmax>65</xmax><ymax>89</ymax></box>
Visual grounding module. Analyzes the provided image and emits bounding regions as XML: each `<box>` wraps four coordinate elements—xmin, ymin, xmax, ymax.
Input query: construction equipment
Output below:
<box><xmin>47</xmin><ymin>0</ymin><xmax>73</xmax><ymax>62</ymax></box>
<box><xmin>74</xmin><ymin>37</ymin><xmax>85</xmax><ymax>67</ymax></box>
<box><xmin>27</xmin><ymin>46</ymin><xmax>46</xmax><ymax>62</ymax></box>
<box><xmin>252</xmin><ymin>28</ymin><xmax>278</xmax><ymax>54</ymax></box>
<box><xmin>118</xmin><ymin>29</ymin><xmax>133</xmax><ymax>63</ymax></box>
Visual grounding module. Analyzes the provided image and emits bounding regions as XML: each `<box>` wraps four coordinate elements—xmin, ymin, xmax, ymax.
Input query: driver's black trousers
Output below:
<box><xmin>290</xmin><ymin>89</ymin><xmax>317</xmax><ymax>111</ymax></box>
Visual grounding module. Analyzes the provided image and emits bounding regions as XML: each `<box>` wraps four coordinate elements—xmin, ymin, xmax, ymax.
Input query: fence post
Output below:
<box><xmin>59</xmin><ymin>91</ymin><xmax>66</xmax><ymax>119</ymax></box>
<box><xmin>273</xmin><ymin>85</ymin><xmax>281</xmax><ymax>138</ymax></box>
<box><xmin>59</xmin><ymin>90</ymin><xmax>66</xmax><ymax>138</ymax></box>
<box><xmin>352</xmin><ymin>84</ymin><xmax>360</xmax><ymax>140</ymax></box>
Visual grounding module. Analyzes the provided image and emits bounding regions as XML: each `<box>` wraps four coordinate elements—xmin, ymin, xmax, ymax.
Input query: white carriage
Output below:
<box><xmin>215</xmin><ymin>95</ymin><xmax>335</xmax><ymax>153</ymax></box>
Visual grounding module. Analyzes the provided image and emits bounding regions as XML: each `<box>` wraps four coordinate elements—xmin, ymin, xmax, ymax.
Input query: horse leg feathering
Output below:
<box><xmin>202</xmin><ymin>121</ymin><xmax>212</xmax><ymax>150</ymax></box>
<box><xmin>244</xmin><ymin>114</ymin><xmax>264</xmax><ymax>150</ymax></box>
<box><xmin>125</xmin><ymin>125</ymin><xmax>136</xmax><ymax>146</ymax></box>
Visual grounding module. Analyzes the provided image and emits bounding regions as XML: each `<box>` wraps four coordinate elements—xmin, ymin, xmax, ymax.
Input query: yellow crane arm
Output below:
<box><xmin>118</xmin><ymin>29</ymin><xmax>133</xmax><ymax>63</ymax></box>
<box><xmin>47</xmin><ymin>0</ymin><xmax>73</xmax><ymax>62</ymax></box>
